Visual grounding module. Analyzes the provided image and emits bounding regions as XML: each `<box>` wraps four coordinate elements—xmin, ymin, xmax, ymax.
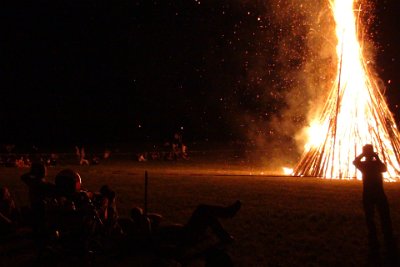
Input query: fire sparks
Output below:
<box><xmin>294</xmin><ymin>0</ymin><xmax>400</xmax><ymax>180</ymax></box>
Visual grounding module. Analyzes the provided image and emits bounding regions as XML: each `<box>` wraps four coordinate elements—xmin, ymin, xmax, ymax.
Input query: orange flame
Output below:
<box><xmin>282</xmin><ymin>167</ymin><xmax>294</xmax><ymax>176</ymax></box>
<box><xmin>294</xmin><ymin>0</ymin><xmax>400</xmax><ymax>180</ymax></box>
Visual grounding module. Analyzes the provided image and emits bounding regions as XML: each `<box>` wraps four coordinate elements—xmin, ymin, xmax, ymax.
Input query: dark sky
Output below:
<box><xmin>2</xmin><ymin>0</ymin><xmax>400</xmax><ymax>148</ymax></box>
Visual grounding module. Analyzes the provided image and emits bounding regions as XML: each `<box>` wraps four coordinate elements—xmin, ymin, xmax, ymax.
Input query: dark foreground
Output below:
<box><xmin>1</xmin><ymin>160</ymin><xmax>400</xmax><ymax>266</ymax></box>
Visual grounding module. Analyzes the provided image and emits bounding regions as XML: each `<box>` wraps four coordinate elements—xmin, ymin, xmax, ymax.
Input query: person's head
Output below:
<box><xmin>362</xmin><ymin>144</ymin><xmax>374</xmax><ymax>157</ymax></box>
<box><xmin>0</xmin><ymin>187</ymin><xmax>11</xmax><ymax>200</ymax></box>
<box><xmin>99</xmin><ymin>185</ymin><xmax>115</xmax><ymax>202</ymax></box>
<box><xmin>130</xmin><ymin>207</ymin><xmax>144</xmax><ymax>221</ymax></box>
<box><xmin>30</xmin><ymin>162</ymin><xmax>47</xmax><ymax>179</ymax></box>
<box><xmin>55</xmin><ymin>169</ymin><xmax>82</xmax><ymax>197</ymax></box>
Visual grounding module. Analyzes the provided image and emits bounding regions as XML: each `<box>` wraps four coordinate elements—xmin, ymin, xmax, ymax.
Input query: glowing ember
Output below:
<box><xmin>294</xmin><ymin>0</ymin><xmax>400</xmax><ymax>180</ymax></box>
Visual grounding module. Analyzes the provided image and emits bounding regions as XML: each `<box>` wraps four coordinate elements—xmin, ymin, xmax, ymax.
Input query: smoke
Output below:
<box><xmin>233</xmin><ymin>0</ymin><xmax>338</xmax><ymax>167</ymax></box>
<box><xmin>273</xmin><ymin>0</ymin><xmax>338</xmax><ymax>149</ymax></box>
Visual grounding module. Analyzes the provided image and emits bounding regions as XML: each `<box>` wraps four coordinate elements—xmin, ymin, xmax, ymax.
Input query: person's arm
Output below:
<box><xmin>374</xmin><ymin>153</ymin><xmax>388</xmax><ymax>172</ymax></box>
<box><xmin>0</xmin><ymin>211</ymin><xmax>13</xmax><ymax>225</ymax></box>
<box><xmin>353</xmin><ymin>153</ymin><xmax>364</xmax><ymax>169</ymax></box>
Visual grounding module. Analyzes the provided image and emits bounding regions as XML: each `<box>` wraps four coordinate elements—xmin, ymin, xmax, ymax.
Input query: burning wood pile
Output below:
<box><xmin>294</xmin><ymin>0</ymin><xmax>400</xmax><ymax>180</ymax></box>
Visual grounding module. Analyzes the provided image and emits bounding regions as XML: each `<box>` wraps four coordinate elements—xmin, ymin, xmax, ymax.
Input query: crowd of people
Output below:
<box><xmin>0</xmin><ymin>133</ymin><xmax>189</xmax><ymax>167</ymax></box>
<box><xmin>1</xmin><ymin>143</ymin><xmax>399</xmax><ymax>266</ymax></box>
<box><xmin>0</xmin><ymin>162</ymin><xmax>240</xmax><ymax>266</ymax></box>
<box><xmin>137</xmin><ymin>133</ymin><xmax>189</xmax><ymax>162</ymax></box>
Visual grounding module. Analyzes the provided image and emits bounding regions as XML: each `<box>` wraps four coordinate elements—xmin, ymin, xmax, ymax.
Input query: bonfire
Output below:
<box><xmin>294</xmin><ymin>0</ymin><xmax>400</xmax><ymax>180</ymax></box>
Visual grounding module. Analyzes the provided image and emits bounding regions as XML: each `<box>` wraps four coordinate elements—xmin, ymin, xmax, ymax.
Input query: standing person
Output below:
<box><xmin>353</xmin><ymin>144</ymin><xmax>397</xmax><ymax>264</ymax></box>
<box><xmin>75</xmin><ymin>145</ymin><xmax>89</xmax><ymax>165</ymax></box>
<box><xmin>21</xmin><ymin>163</ymin><xmax>56</xmax><ymax>243</ymax></box>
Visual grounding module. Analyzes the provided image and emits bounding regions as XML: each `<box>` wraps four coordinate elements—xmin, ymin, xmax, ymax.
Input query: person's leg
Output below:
<box><xmin>363</xmin><ymin>197</ymin><xmax>379</xmax><ymax>257</ymax></box>
<box><xmin>188</xmin><ymin>201</ymin><xmax>241</xmax><ymax>221</ymax></box>
<box><xmin>377</xmin><ymin>196</ymin><xmax>397</xmax><ymax>264</ymax></box>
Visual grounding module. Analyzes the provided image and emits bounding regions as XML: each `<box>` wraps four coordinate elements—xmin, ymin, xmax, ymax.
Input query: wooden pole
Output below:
<box><xmin>332</xmin><ymin>36</ymin><xmax>344</xmax><ymax>178</ymax></box>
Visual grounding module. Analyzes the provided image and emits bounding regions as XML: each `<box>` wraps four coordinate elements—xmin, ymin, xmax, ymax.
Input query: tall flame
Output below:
<box><xmin>294</xmin><ymin>0</ymin><xmax>400</xmax><ymax>180</ymax></box>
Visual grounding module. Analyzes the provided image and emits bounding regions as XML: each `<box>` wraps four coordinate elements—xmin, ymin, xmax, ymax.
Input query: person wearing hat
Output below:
<box><xmin>353</xmin><ymin>144</ymin><xmax>397</xmax><ymax>263</ymax></box>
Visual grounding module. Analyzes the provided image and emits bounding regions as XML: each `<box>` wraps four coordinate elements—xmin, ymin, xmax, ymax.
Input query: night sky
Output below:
<box><xmin>2</xmin><ymin>0</ymin><xmax>400</xmax><ymax>150</ymax></box>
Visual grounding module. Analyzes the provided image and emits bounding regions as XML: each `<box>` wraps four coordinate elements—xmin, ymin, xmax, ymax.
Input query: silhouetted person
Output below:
<box><xmin>93</xmin><ymin>185</ymin><xmax>121</xmax><ymax>234</ymax></box>
<box><xmin>184</xmin><ymin>201</ymin><xmax>241</xmax><ymax>244</ymax></box>
<box><xmin>0</xmin><ymin>186</ymin><xmax>19</xmax><ymax>236</ymax></box>
<box><xmin>75</xmin><ymin>146</ymin><xmax>89</xmax><ymax>165</ymax></box>
<box><xmin>353</xmin><ymin>144</ymin><xmax>397</xmax><ymax>264</ymax></box>
<box><xmin>149</xmin><ymin>200</ymin><xmax>241</xmax><ymax>265</ymax></box>
<box><xmin>21</xmin><ymin>163</ymin><xmax>56</xmax><ymax>255</ymax></box>
<box><xmin>120</xmin><ymin>207</ymin><xmax>152</xmax><ymax>243</ymax></box>
<box><xmin>155</xmin><ymin>200</ymin><xmax>241</xmax><ymax>249</ymax></box>
<box><xmin>52</xmin><ymin>169</ymin><xmax>104</xmax><ymax>257</ymax></box>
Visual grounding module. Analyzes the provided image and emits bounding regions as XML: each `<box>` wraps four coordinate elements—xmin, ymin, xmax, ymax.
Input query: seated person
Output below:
<box><xmin>92</xmin><ymin>185</ymin><xmax>122</xmax><ymax>235</ymax></box>
<box><xmin>20</xmin><ymin>163</ymin><xmax>56</xmax><ymax>237</ymax></box>
<box><xmin>50</xmin><ymin>169</ymin><xmax>98</xmax><ymax>240</ymax></box>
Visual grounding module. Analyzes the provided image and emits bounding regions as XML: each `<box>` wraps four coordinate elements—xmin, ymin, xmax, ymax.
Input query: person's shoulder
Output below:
<box><xmin>73</xmin><ymin>191</ymin><xmax>93</xmax><ymax>206</ymax></box>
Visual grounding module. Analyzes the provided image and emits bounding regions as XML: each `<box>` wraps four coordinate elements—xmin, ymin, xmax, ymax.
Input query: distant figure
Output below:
<box><xmin>138</xmin><ymin>153</ymin><xmax>147</xmax><ymax>162</ymax></box>
<box><xmin>75</xmin><ymin>146</ymin><xmax>81</xmax><ymax>160</ymax></box>
<box><xmin>353</xmin><ymin>144</ymin><xmax>397</xmax><ymax>263</ymax></box>
<box><xmin>75</xmin><ymin>146</ymin><xmax>89</xmax><ymax>165</ymax></box>
<box><xmin>182</xmin><ymin>144</ymin><xmax>189</xmax><ymax>160</ymax></box>
<box><xmin>103</xmin><ymin>149</ymin><xmax>111</xmax><ymax>160</ymax></box>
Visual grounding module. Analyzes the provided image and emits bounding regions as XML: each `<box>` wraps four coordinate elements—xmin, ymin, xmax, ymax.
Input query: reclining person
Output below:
<box><xmin>157</xmin><ymin>200</ymin><xmax>242</xmax><ymax>247</ymax></box>
<box><xmin>120</xmin><ymin>200</ymin><xmax>241</xmax><ymax>254</ymax></box>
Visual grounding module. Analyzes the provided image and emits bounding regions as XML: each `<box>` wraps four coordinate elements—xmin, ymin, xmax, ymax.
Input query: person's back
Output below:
<box><xmin>96</xmin><ymin>185</ymin><xmax>119</xmax><ymax>230</ymax></box>
<box><xmin>21</xmin><ymin>163</ymin><xmax>56</xmax><ymax>210</ymax></box>
<box><xmin>354</xmin><ymin>157</ymin><xmax>386</xmax><ymax>197</ymax></box>
<box><xmin>54</xmin><ymin>169</ymin><xmax>94</xmax><ymax>223</ymax></box>
<box><xmin>51</xmin><ymin>169</ymin><xmax>102</xmax><ymax>251</ymax></box>
<box><xmin>353</xmin><ymin>144</ymin><xmax>387</xmax><ymax>197</ymax></box>
<box><xmin>21</xmin><ymin>162</ymin><xmax>57</xmax><ymax>253</ymax></box>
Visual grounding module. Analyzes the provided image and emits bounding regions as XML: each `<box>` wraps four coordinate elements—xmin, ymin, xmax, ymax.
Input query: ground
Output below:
<box><xmin>1</xmin><ymin>159</ymin><xmax>400</xmax><ymax>266</ymax></box>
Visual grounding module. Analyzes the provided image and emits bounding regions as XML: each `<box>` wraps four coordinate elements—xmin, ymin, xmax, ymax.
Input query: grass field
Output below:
<box><xmin>1</xmin><ymin>160</ymin><xmax>400</xmax><ymax>266</ymax></box>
